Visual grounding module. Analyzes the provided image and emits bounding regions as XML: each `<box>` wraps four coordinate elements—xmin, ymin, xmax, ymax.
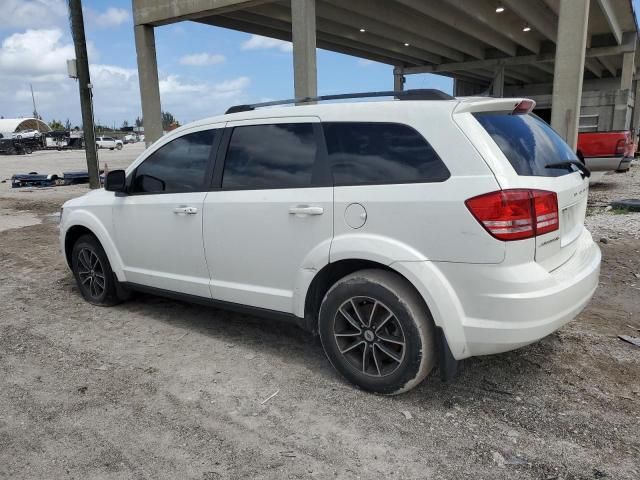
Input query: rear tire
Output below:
<box><xmin>71</xmin><ymin>234</ymin><xmax>122</xmax><ymax>306</ymax></box>
<box><xmin>318</xmin><ymin>269</ymin><xmax>436</xmax><ymax>394</ymax></box>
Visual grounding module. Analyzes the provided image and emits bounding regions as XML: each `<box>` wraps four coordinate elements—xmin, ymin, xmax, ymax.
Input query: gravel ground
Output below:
<box><xmin>586</xmin><ymin>161</ymin><xmax>640</xmax><ymax>240</ymax></box>
<box><xmin>0</xmin><ymin>149</ymin><xmax>639</xmax><ymax>479</ymax></box>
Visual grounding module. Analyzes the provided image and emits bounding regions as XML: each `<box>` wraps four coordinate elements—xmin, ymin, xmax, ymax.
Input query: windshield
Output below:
<box><xmin>474</xmin><ymin>112</ymin><xmax>578</xmax><ymax>177</ymax></box>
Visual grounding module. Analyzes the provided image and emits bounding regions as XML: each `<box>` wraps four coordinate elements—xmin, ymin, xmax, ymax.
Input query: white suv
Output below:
<box><xmin>96</xmin><ymin>136</ymin><xmax>123</xmax><ymax>150</ymax></box>
<box><xmin>59</xmin><ymin>90</ymin><xmax>601</xmax><ymax>394</ymax></box>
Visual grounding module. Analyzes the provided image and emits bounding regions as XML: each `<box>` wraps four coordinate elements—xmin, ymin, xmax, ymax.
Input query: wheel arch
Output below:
<box><xmin>62</xmin><ymin>211</ymin><xmax>125</xmax><ymax>281</ymax></box>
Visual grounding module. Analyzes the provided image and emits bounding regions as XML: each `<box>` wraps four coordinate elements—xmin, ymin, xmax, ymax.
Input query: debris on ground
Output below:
<box><xmin>400</xmin><ymin>410</ymin><xmax>413</xmax><ymax>420</ymax></box>
<box><xmin>260</xmin><ymin>389</ymin><xmax>279</xmax><ymax>405</ymax></box>
<box><xmin>618</xmin><ymin>335</ymin><xmax>640</xmax><ymax>347</ymax></box>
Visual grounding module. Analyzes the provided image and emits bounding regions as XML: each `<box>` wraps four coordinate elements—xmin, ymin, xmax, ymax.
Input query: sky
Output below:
<box><xmin>0</xmin><ymin>0</ymin><xmax>638</xmax><ymax>127</ymax></box>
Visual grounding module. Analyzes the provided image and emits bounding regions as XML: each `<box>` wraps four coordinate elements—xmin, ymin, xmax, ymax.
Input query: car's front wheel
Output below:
<box><xmin>71</xmin><ymin>234</ymin><xmax>122</xmax><ymax>306</ymax></box>
<box><xmin>318</xmin><ymin>269</ymin><xmax>436</xmax><ymax>395</ymax></box>
<box><xmin>116</xmin><ymin>143</ymin><xmax>122</xmax><ymax>150</ymax></box>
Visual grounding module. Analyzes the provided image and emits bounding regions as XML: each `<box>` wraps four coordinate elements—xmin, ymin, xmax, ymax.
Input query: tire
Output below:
<box><xmin>318</xmin><ymin>269</ymin><xmax>436</xmax><ymax>395</ymax></box>
<box><xmin>71</xmin><ymin>234</ymin><xmax>122</xmax><ymax>306</ymax></box>
<box><xmin>116</xmin><ymin>144</ymin><xmax>122</xmax><ymax>150</ymax></box>
<box><xmin>109</xmin><ymin>147</ymin><xmax>114</xmax><ymax>150</ymax></box>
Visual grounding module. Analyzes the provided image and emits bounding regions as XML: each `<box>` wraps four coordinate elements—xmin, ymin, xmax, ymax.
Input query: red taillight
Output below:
<box><xmin>615</xmin><ymin>139</ymin><xmax>625</xmax><ymax>155</ymax></box>
<box><xmin>512</xmin><ymin>99</ymin><xmax>535</xmax><ymax>115</ymax></box>
<box><xmin>466</xmin><ymin>189</ymin><xmax>559</xmax><ymax>241</ymax></box>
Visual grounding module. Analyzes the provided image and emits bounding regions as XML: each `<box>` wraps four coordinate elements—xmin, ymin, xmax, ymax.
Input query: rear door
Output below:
<box><xmin>466</xmin><ymin>108</ymin><xmax>588</xmax><ymax>271</ymax></box>
<box><xmin>202</xmin><ymin>117</ymin><xmax>333</xmax><ymax>313</ymax></box>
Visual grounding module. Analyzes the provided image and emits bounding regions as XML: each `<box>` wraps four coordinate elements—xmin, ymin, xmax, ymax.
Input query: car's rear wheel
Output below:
<box><xmin>319</xmin><ymin>269</ymin><xmax>436</xmax><ymax>395</ymax></box>
<box><xmin>71</xmin><ymin>234</ymin><xmax>121</xmax><ymax>306</ymax></box>
<box><xmin>116</xmin><ymin>144</ymin><xmax>122</xmax><ymax>150</ymax></box>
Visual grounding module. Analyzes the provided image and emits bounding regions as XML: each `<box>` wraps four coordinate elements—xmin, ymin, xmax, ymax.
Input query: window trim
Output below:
<box><xmin>321</xmin><ymin>121</ymin><xmax>450</xmax><ymax>187</ymax></box>
<box><xmin>126</xmin><ymin>128</ymin><xmax>222</xmax><ymax>196</ymax></box>
<box><xmin>211</xmin><ymin>122</ymin><xmax>332</xmax><ymax>192</ymax></box>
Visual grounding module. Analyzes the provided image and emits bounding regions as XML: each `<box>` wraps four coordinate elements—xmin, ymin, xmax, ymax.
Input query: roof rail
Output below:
<box><xmin>225</xmin><ymin>89</ymin><xmax>454</xmax><ymax>114</ymax></box>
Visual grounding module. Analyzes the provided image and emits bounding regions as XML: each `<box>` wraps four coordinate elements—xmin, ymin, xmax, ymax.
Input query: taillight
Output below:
<box><xmin>466</xmin><ymin>189</ymin><xmax>559</xmax><ymax>241</ymax></box>
<box><xmin>615</xmin><ymin>139</ymin><xmax>625</xmax><ymax>155</ymax></box>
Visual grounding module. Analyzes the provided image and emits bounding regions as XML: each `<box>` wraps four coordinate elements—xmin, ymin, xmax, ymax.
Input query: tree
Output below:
<box><xmin>49</xmin><ymin>119</ymin><xmax>64</xmax><ymax>130</ymax></box>
<box><xmin>161</xmin><ymin>111</ymin><xmax>179</xmax><ymax>129</ymax></box>
<box><xmin>135</xmin><ymin>116</ymin><xmax>143</xmax><ymax>127</ymax></box>
<box><xmin>64</xmin><ymin>118</ymin><xmax>72</xmax><ymax>130</ymax></box>
<box><xmin>122</xmin><ymin>120</ymin><xmax>129</xmax><ymax>129</ymax></box>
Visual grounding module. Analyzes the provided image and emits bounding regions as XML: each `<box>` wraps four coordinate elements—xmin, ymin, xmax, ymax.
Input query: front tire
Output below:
<box><xmin>318</xmin><ymin>269</ymin><xmax>436</xmax><ymax>395</ymax></box>
<box><xmin>71</xmin><ymin>234</ymin><xmax>121</xmax><ymax>306</ymax></box>
<box><xmin>116</xmin><ymin>144</ymin><xmax>122</xmax><ymax>150</ymax></box>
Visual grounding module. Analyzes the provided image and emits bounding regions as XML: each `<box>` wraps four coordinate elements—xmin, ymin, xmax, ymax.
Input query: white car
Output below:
<box><xmin>12</xmin><ymin>129</ymin><xmax>41</xmax><ymax>140</ymax></box>
<box><xmin>96</xmin><ymin>136</ymin><xmax>123</xmax><ymax>150</ymax></box>
<box><xmin>59</xmin><ymin>90</ymin><xmax>601</xmax><ymax>394</ymax></box>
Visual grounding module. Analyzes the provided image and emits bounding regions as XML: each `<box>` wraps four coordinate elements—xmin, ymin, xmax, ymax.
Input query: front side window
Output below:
<box><xmin>222</xmin><ymin>123</ymin><xmax>319</xmax><ymax>189</ymax></box>
<box><xmin>323</xmin><ymin>122</ymin><xmax>450</xmax><ymax>186</ymax></box>
<box><xmin>131</xmin><ymin>129</ymin><xmax>215</xmax><ymax>193</ymax></box>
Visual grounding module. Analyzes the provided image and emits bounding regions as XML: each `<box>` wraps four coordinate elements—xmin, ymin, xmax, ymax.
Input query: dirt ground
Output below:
<box><xmin>0</xmin><ymin>149</ymin><xmax>639</xmax><ymax>479</ymax></box>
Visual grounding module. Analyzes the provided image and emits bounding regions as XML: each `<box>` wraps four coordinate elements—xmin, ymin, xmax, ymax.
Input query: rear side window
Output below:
<box><xmin>323</xmin><ymin>122</ymin><xmax>449</xmax><ymax>186</ymax></box>
<box><xmin>222</xmin><ymin>123</ymin><xmax>319</xmax><ymax>189</ymax></box>
<box><xmin>131</xmin><ymin>129</ymin><xmax>215</xmax><ymax>193</ymax></box>
<box><xmin>474</xmin><ymin>113</ymin><xmax>578</xmax><ymax>177</ymax></box>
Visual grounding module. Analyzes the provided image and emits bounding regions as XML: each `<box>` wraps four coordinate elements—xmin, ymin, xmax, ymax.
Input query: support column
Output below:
<box><xmin>291</xmin><ymin>0</ymin><xmax>317</xmax><ymax>99</ymax></box>
<box><xmin>393</xmin><ymin>67</ymin><xmax>405</xmax><ymax>92</ymax></box>
<box><xmin>491</xmin><ymin>65</ymin><xmax>505</xmax><ymax>97</ymax></box>
<box><xmin>613</xmin><ymin>36</ymin><xmax>636</xmax><ymax>130</ymax></box>
<box><xmin>134</xmin><ymin>24</ymin><xmax>163</xmax><ymax>146</ymax></box>
<box><xmin>550</xmin><ymin>0</ymin><xmax>590</xmax><ymax>150</ymax></box>
<box><xmin>632</xmin><ymin>80</ymin><xmax>640</xmax><ymax>139</ymax></box>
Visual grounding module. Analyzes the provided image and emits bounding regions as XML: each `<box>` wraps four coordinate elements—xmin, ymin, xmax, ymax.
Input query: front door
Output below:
<box><xmin>202</xmin><ymin>118</ymin><xmax>333</xmax><ymax>313</ymax></box>
<box><xmin>112</xmin><ymin>127</ymin><xmax>220</xmax><ymax>297</ymax></box>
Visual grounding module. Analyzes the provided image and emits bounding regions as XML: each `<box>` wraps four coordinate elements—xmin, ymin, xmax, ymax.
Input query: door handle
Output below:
<box><xmin>289</xmin><ymin>205</ymin><xmax>324</xmax><ymax>216</ymax></box>
<box><xmin>173</xmin><ymin>206</ymin><xmax>198</xmax><ymax>215</ymax></box>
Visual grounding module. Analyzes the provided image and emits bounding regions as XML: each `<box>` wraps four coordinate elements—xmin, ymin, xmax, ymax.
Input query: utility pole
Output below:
<box><xmin>30</xmin><ymin>84</ymin><xmax>39</xmax><ymax>120</ymax></box>
<box><xmin>68</xmin><ymin>0</ymin><xmax>100</xmax><ymax>189</ymax></box>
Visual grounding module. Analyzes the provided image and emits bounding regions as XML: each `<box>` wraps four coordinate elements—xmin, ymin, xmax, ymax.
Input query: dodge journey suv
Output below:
<box><xmin>59</xmin><ymin>90</ymin><xmax>601</xmax><ymax>394</ymax></box>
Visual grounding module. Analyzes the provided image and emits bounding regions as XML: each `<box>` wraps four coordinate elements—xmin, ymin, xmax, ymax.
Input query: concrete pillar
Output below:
<box><xmin>393</xmin><ymin>67</ymin><xmax>405</xmax><ymax>92</ymax></box>
<box><xmin>613</xmin><ymin>45</ymin><xmax>636</xmax><ymax>130</ymax></box>
<box><xmin>621</xmin><ymin>51</ymin><xmax>635</xmax><ymax>91</ymax></box>
<box><xmin>491</xmin><ymin>65</ymin><xmax>505</xmax><ymax>97</ymax></box>
<box><xmin>134</xmin><ymin>24</ymin><xmax>163</xmax><ymax>146</ymax></box>
<box><xmin>291</xmin><ymin>0</ymin><xmax>317</xmax><ymax>99</ymax></box>
<box><xmin>550</xmin><ymin>0</ymin><xmax>589</xmax><ymax>150</ymax></box>
<box><xmin>632</xmin><ymin>80</ymin><xmax>640</xmax><ymax>138</ymax></box>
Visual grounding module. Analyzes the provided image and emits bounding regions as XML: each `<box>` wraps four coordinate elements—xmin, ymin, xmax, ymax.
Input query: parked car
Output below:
<box><xmin>123</xmin><ymin>134</ymin><xmax>136</xmax><ymax>144</ymax></box>
<box><xmin>59</xmin><ymin>91</ymin><xmax>601</xmax><ymax>394</ymax></box>
<box><xmin>577</xmin><ymin>130</ymin><xmax>633</xmax><ymax>173</ymax></box>
<box><xmin>12</xmin><ymin>129</ymin><xmax>41</xmax><ymax>140</ymax></box>
<box><xmin>96</xmin><ymin>136</ymin><xmax>123</xmax><ymax>150</ymax></box>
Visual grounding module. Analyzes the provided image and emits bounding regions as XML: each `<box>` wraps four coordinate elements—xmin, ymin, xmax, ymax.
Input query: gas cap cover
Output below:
<box><xmin>344</xmin><ymin>203</ymin><xmax>367</xmax><ymax>229</ymax></box>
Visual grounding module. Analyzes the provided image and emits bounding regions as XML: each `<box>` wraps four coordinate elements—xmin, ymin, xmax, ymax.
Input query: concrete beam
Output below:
<box><xmin>134</xmin><ymin>25</ymin><xmax>162</xmax><ymax>145</ymax></box>
<box><xmin>598</xmin><ymin>56</ymin><xmax>618</xmax><ymax>76</ymax></box>
<box><xmin>291</xmin><ymin>0</ymin><xmax>317</xmax><ymax>99</ymax></box>
<box><xmin>394</xmin><ymin>0</ymin><xmax>517</xmax><ymax>56</ymax></box>
<box><xmin>402</xmin><ymin>43</ymin><xmax>637</xmax><ymax>75</ymax></box>
<box><xmin>441</xmin><ymin>0</ymin><xmax>541</xmax><ymax>54</ymax></box>
<box><xmin>133</xmin><ymin>0</ymin><xmax>273</xmax><ymax>26</ymax></box>
<box><xmin>222</xmin><ymin>11</ymin><xmax>427</xmax><ymax>65</ymax></box>
<box><xmin>585</xmin><ymin>58</ymin><xmax>603</xmax><ymax>78</ymax></box>
<box><xmin>502</xmin><ymin>0</ymin><xmax>558</xmax><ymax>42</ymax></box>
<box><xmin>311</xmin><ymin>2</ymin><xmax>449</xmax><ymax>62</ymax></box>
<box><xmin>324</xmin><ymin>0</ymin><xmax>486</xmax><ymax>59</ymax></box>
<box><xmin>251</xmin><ymin>3</ymin><xmax>442</xmax><ymax>64</ymax></box>
<box><xmin>551</xmin><ymin>0</ymin><xmax>589</xmax><ymax>149</ymax></box>
<box><xmin>491</xmin><ymin>66</ymin><xmax>504</xmax><ymax>96</ymax></box>
<box><xmin>595</xmin><ymin>0</ymin><xmax>623</xmax><ymax>45</ymax></box>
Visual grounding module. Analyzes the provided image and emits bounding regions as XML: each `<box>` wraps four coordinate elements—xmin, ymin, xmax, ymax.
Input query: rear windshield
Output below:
<box><xmin>474</xmin><ymin>112</ymin><xmax>578</xmax><ymax>177</ymax></box>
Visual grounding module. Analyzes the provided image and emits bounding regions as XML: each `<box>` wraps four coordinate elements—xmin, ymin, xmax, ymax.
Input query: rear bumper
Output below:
<box><xmin>584</xmin><ymin>155</ymin><xmax>627</xmax><ymax>172</ymax></box>
<box><xmin>399</xmin><ymin>229</ymin><xmax>601</xmax><ymax>359</ymax></box>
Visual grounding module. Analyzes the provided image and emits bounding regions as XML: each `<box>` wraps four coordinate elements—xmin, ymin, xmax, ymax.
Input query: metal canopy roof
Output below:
<box><xmin>134</xmin><ymin>0</ymin><xmax>639</xmax><ymax>87</ymax></box>
<box><xmin>0</xmin><ymin>118</ymin><xmax>51</xmax><ymax>134</ymax></box>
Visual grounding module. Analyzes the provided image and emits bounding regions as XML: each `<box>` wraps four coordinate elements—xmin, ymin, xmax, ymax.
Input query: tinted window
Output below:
<box><xmin>323</xmin><ymin>122</ymin><xmax>449</xmax><ymax>186</ymax></box>
<box><xmin>222</xmin><ymin>123</ymin><xmax>318</xmax><ymax>189</ymax></box>
<box><xmin>474</xmin><ymin>113</ymin><xmax>578</xmax><ymax>177</ymax></box>
<box><xmin>131</xmin><ymin>130</ymin><xmax>215</xmax><ymax>193</ymax></box>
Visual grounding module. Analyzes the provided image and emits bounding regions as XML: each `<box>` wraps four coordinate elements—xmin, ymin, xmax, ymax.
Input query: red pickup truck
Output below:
<box><xmin>577</xmin><ymin>130</ymin><xmax>634</xmax><ymax>172</ymax></box>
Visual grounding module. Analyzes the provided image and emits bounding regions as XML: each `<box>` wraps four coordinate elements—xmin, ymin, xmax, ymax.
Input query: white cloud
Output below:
<box><xmin>241</xmin><ymin>35</ymin><xmax>292</xmax><ymax>53</ymax></box>
<box><xmin>89</xmin><ymin>7</ymin><xmax>130</xmax><ymax>28</ymax></box>
<box><xmin>179</xmin><ymin>53</ymin><xmax>226</xmax><ymax>66</ymax></box>
<box><xmin>1</xmin><ymin>0</ymin><xmax>66</xmax><ymax>30</ymax></box>
<box><xmin>0</xmin><ymin>29</ymin><xmax>76</xmax><ymax>78</ymax></box>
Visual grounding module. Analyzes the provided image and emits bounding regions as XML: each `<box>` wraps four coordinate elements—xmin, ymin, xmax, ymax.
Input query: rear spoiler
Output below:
<box><xmin>453</xmin><ymin>97</ymin><xmax>536</xmax><ymax>115</ymax></box>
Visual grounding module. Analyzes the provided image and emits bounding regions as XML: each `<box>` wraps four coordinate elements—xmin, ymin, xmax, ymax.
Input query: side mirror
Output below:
<box><xmin>105</xmin><ymin>169</ymin><xmax>127</xmax><ymax>192</ymax></box>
